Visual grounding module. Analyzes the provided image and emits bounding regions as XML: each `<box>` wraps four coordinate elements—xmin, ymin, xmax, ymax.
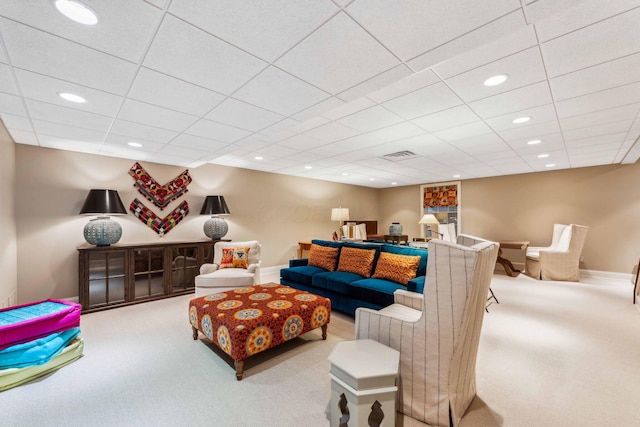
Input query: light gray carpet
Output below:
<box><xmin>2</xmin><ymin>273</ymin><xmax>639</xmax><ymax>426</ymax></box>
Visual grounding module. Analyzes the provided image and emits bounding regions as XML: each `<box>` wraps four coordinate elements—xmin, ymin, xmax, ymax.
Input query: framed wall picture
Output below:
<box><xmin>419</xmin><ymin>181</ymin><xmax>461</xmax><ymax>238</ymax></box>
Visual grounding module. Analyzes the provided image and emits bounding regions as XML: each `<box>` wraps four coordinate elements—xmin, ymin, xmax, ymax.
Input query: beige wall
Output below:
<box><xmin>380</xmin><ymin>163</ymin><xmax>640</xmax><ymax>275</ymax></box>
<box><xmin>15</xmin><ymin>144</ymin><xmax>379</xmax><ymax>303</ymax></box>
<box><xmin>0</xmin><ymin>123</ymin><xmax>17</xmax><ymax>306</ymax></box>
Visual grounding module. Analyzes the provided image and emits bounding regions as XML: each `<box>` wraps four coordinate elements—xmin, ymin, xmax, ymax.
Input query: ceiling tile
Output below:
<box><xmin>0</xmin><ymin>113</ymin><xmax>31</xmax><ymax>132</ymax></box>
<box><xmin>496</xmin><ymin>120</ymin><xmax>561</xmax><ymax>142</ymax></box>
<box><xmin>549</xmin><ymin>52</ymin><xmax>640</xmax><ymax>101</ymax></box>
<box><xmin>6</xmin><ymin>129</ymin><xmax>38</xmax><ymax>145</ymax></box>
<box><xmin>103</xmin><ymin>133</ymin><xmax>165</xmax><ymax>152</ymax></box>
<box><xmin>14</xmin><ymin>69</ymin><xmax>123</xmax><ymax>117</ymax></box>
<box><xmin>534</xmin><ymin>0</ymin><xmax>640</xmax><ymax>42</ymax></box>
<box><xmin>143</xmin><ymin>15</ymin><xmax>267</xmax><ymax>94</ymax></box>
<box><xmin>433</xmin><ymin>121</ymin><xmax>495</xmax><ymax>142</ymax></box>
<box><xmin>109</xmin><ymin>119</ymin><xmax>178</xmax><ymax>144</ymax></box>
<box><xmin>185</xmin><ymin>118</ymin><xmax>252</xmax><ymax>143</ymax></box>
<box><xmin>0</xmin><ymin>18</ymin><xmax>138</xmax><ymax>95</ymax></box>
<box><xmin>560</xmin><ymin>104</ymin><xmax>640</xmax><ymax>131</ymax></box>
<box><xmin>205</xmin><ymin>98</ymin><xmax>285</xmax><ymax>132</ymax></box>
<box><xmin>292</xmin><ymin>97</ymin><xmax>346</xmax><ymax>121</ymax></box>
<box><xmin>278</xmin><ymin>134</ymin><xmax>330</xmax><ymax>150</ymax></box>
<box><xmin>469</xmin><ymin>81</ymin><xmax>552</xmax><ymax>118</ymax></box>
<box><xmin>412</xmin><ymin>105</ymin><xmax>480</xmax><ymax>132</ymax></box>
<box><xmin>484</xmin><ymin>104</ymin><xmax>557</xmax><ymax>131</ymax></box>
<box><xmin>555</xmin><ymin>82</ymin><xmax>640</xmax><ymax>118</ymax></box>
<box><xmin>276</xmin><ymin>12</ymin><xmax>400</xmax><ymax>94</ymax></box>
<box><xmin>321</xmin><ymin>97</ymin><xmax>376</xmax><ymax>121</ymax></box>
<box><xmin>0</xmin><ymin>93</ymin><xmax>26</xmax><ymax>116</ymax></box>
<box><xmin>383</xmin><ymin>82</ymin><xmax>463</xmax><ymax>120</ymax></box>
<box><xmin>367</xmin><ymin>69</ymin><xmax>440</xmax><ymax>103</ymax></box>
<box><xmin>25</xmin><ymin>99</ymin><xmax>112</xmax><ymax>132</ymax></box>
<box><xmin>233</xmin><ymin>66</ymin><xmax>330</xmax><ymax>116</ymax></box>
<box><xmin>32</xmin><ymin>120</ymin><xmax>105</xmax><ymax>142</ymax></box>
<box><xmin>129</xmin><ymin>67</ymin><xmax>226</xmax><ymax>117</ymax></box>
<box><xmin>303</xmin><ymin>121</ymin><xmax>361</xmax><ymax>142</ymax></box>
<box><xmin>0</xmin><ymin>0</ymin><xmax>163</xmax><ymax>62</ymax></box>
<box><xmin>541</xmin><ymin>7</ymin><xmax>640</xmax><ymax>78</ymax></box>
<box><xmin>337</xmin><ymin>106</ymin><xmax>403</xmax><ymax>132</ymax></box>
<box><xmin>347</xmin><ymin>0</ymin><xmax>522</xmax><ymax>61</ymax></box>
<box><xmin>432</xmin><ymin>26</ymin><xmax>537</xmax><ymax>79</ymax></box>
<box><xmin>563</xmin><ymin>120</ymin><xmax>633</xmax><ymax>142</ymax></box>
<box><xmin>407</xmin><ymin>9</ymin><xmax>526</xmax><ymax>72</ymax></box>
<box><xmin>0</xmin><ymin>63</ymin><xmax>17</xmax><ymax>95</ymax></box>
<box><xmin>37</xmin><ymin>134</ymin><xmax>103</xmax><ymax>153</ymax></box>
<box><xmin>444</xmin><ymin>46</ymin><xmax>547</xmax><ymax>103</ymax></box>
<box><xmin>337</xmin><ymin>65</ymin><xmax>412</xmax><ymax>102</ymax></box>
<box><xmin>117</xmin><ymin>99</ymin><xmax>198</xmax><ymax>132</ymax></box>
<box><xmin>168</xmin><ymin>0</ymin><xmax>338</xmax><ymax>62</ymax></box>
<box><xmin>169</xmin><ymin>133</ymin><xmax>227</xmax><ymax>152</ymax></box>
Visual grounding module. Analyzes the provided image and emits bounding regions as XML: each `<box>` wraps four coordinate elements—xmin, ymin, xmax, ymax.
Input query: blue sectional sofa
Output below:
<box><xmin>280</xmin><ymin>239</ymin><xmax>428</xmax><ymax>316</ymax></box>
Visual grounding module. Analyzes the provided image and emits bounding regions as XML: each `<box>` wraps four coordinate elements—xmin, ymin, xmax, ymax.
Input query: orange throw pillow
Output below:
<box><xmin>308</xmin><ymin>244</ymin><xmax>339</xmax><ymax>271</ymax></box>
<box><xmin>372</xmin><ymin>252</ymin><xmax>420</xmax><ymax>285</ymax></box>
<box><xmin>337</xmin><ymin>246</ymin><xmax>376</xmax><ymax>277</ymax></box>
<box><xmin>219</xmin><ymin>247</ymin><xmax>250</xmax><ymax>269</ymax></box>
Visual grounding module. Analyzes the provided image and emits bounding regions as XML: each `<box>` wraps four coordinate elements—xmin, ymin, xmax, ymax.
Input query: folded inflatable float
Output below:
<box><xmin>0</xmin><ymin>299</ymin><xmax>81</xmax><ymax>350</ymax></box>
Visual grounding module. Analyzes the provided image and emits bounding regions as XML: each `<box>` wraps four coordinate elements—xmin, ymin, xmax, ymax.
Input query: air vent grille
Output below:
<box><xmin>380</xmin><ymin>150</ymin><xmax>416</xmax><ymax>161</ymax></box>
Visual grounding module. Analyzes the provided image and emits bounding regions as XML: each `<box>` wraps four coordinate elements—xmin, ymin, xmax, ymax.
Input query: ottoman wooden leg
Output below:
<box><xmin>234</xmin><ymin>360</ymin><xmax>244</xmax><ymax>381</ymax></box>
<box><xmin>321</xmin><ymin>324</ymin><xmax>328</xmax><ymax>340</ymax></box>
<box><xmin>192</xmin><ymin>326</ymin><xmax>198</xmax><ymax>340</ymax></box>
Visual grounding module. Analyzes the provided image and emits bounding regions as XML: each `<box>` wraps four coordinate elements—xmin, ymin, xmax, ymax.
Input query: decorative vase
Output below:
<box><xmin>389</xmin><ymin>222</ymin><xmax>403</xmax><ymax>236</ymax></box>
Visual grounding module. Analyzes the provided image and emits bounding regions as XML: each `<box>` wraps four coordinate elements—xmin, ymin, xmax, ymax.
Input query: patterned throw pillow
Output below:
<box><xmin>308</xmin><ymin>244</ymin><xmax>339</xmax><ymax>271</ymax></box>
<box><xmin>219</xmin><ymin>247</ymin><xmax>250</xmax><ymax>269</ymax></box>
<box><xmin>337</xmin><ymin>246</ymin><xmax>377</xmax><ymax>277</ymax></box>
<box><xmin>372</xmin><ymin>252</ymin><xmax>421</xmax><ymax>285</ymax></box>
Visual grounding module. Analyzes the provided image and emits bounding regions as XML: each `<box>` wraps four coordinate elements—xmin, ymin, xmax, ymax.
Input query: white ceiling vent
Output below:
<box><xmin>380</xmin><ymin>150</ymin><xmax>417</xmax><ymax>162</ymax></box>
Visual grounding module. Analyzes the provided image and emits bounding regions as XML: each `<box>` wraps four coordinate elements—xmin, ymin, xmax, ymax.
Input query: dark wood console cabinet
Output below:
<box><xmin>78</xmin><ymin>240</ymin><xmax>220</xmax><ymax>313</ymax></box>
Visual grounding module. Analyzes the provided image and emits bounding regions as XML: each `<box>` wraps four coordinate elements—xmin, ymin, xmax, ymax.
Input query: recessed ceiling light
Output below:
<box><xmin>341</xmin><ymin>173</ymin><xmax>348</xmax><ymax>176</ymax></box>
<box><xmin>545</xmin><ymin>163</ymin><xmax>556</xmax><ymax>168</ymax></box>
<box><xmin>391</xmin><ymin>182</ymin><xmax>397</xmax><ymax>186</ymax></box>
<box><xmin>54</xmin><ymin>0</ymin><xmax>99</xmax><ymax>25</ymax></box>
<box><xmin>527</xmin><ymin>139</ymin><xmax>542</xmax><ymax>145</ymax></box>
<box><xmin>254</xmin><ymin>156</ymin><xmax>263</xmax><ymax>160</ymax></box>
<box><xmin>304</xmin><ymin>165</ymin><xmax>312</xmax><ymax>169</ymax></box>
<box><xmin>453</xmin><ymin>174</ymin><xmax>461</xmax><ymax>178</ymax></box>
<box><xmin>58</xmin><ymin>92</ymin><xmax>87</xmax><ymax>103</ymax></box>
<box><xmin>483</xmin><ymin>74</ymin><xmax>508</xmax><ymax>86</ymax></box>
<box><xmin>127</xmin><ymin>142</ymin><xmax>143</xmax><ymax>148</ymax></box>
<box><xmin>512</xmin><ymin>116</ymin><xmax>531</xmax><ymax>124</ymax></box>
<box><xmin>537</xmin><ymin>153</ymin><xmax>549</xmax><ymax>158</ymax></box>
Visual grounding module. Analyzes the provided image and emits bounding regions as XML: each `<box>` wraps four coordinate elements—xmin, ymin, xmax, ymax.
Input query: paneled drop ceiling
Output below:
<box><xmin>1</xmin><ymin>0</ymin><xmax>640</xmax><ymax>188</ymax></box>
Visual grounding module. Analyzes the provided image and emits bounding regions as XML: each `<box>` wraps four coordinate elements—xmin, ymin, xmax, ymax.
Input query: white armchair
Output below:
<box><xmin>194</xmin><ymin>241</ymin><xmax>261</xmax><ymax>297</ymax></box>
<box><xmin>355</xmin><ymin>237</ymin><xmax>499</xmax><ymax>427</ymax></box>
<box><xmin>525</xmin><ymin>224</ymin><xmax>588</xmax><ymax>281</ymax></box>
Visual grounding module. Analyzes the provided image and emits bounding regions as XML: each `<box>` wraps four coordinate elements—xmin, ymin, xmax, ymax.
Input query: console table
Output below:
<box><xmin>78</xmin><ymin>240</ymin><xmax>222</xmax><ymax>313</ymax></box>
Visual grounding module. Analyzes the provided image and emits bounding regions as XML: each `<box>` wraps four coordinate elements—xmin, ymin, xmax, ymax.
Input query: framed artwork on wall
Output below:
<box><xmin>419</xmin><ymin>181</ymin><xmax>461</xmax><ymax>238</ymax></box>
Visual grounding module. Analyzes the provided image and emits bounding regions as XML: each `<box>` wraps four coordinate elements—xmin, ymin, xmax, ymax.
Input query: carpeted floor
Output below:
<box><xmin>1</xmin><ymin>273</ymin><xmax>639</xmax><ymax>426</ymax></box>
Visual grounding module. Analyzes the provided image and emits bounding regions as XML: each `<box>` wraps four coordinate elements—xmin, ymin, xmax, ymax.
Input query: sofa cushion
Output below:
<box><xmin>312</xmin><ymin>271</ymin><xmax>363</xmax><ymax>295</ymax></box>
<box><xmin>308</xmin><ymin>244</ymin><xmax>339</xmax><ymax>271</ymax></box>
<box><xmin>372</xmin><ymin>252</ymin><xmax>421</xmax><ymax>285</ymax></box>
<box><xmin>382</xmin><ymin>244</ymin><xmax>428</xmax><ymax>276</ymax></box>
<box><xmin>349</xmin><ymin>278</ymin><xmax>406</xmax><ymax>307</ymax></box>
<box><xmin>280</xmin><ymin>265</ymin><xmax>327</xmax><ymax>287</ymax></box>
<box><xmin>311</xmin><ymin>239</ymin><xmax>343</xmax><ymax>249</ymax></box>
<box><xmin>337</xmin><ymin>246</ymin><xmax>377</xmax><ymax>277</ymax></box>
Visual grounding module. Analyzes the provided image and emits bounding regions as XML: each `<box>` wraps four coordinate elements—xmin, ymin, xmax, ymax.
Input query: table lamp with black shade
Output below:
<box><xmin>201</xmin><ymin>195</ymin><xmax>230</xmax><ymax>240</ymax></box>
<box><xmin>79</xmin><ymin>189</ymin><xmax>127</xmax><ymax>246</ymax></box>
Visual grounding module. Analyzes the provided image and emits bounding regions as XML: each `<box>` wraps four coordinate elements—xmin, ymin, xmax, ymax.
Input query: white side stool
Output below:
<box><xmin>328</xmin><ymin>339</ymin><xmax>399</xmax><ymax>427</ymax></box>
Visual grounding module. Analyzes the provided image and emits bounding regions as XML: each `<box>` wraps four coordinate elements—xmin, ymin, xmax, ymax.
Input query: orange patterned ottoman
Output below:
<box><xmin>189</xmin><ymin>282</ymin><xmax>330</xmax><ymax>380</ymax></box>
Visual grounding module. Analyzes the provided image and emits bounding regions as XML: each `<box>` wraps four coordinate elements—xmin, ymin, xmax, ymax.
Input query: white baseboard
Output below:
<box><xmin>496</xmin><ymin>261</ymin><xmax>632</xmax><ymax>285</ymax></box>
<box><xmin>261</xmin><ymin>264</ymin><xmax>287</xmax><ymax>283</ymax></box>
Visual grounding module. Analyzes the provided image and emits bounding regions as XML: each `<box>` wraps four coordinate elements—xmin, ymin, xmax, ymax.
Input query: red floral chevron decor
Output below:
<box><xmin>128</xmin><ymin>162</ymin><xmax>192</xmax><ymax>210</ymax></box>
<box><xmin>130</xmin><ymin>198</ymin><xmax>189</xmax><ymax>237</ymax></box>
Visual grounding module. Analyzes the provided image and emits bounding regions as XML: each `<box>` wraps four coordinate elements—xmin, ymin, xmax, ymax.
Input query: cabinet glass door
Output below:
<box><xmin>88</xmin><ymin>251</ymin><xmax>126</xmax><ymax>308</ymax></box>
<box><xmin>170</xmin><ymin>246</ymin><xmax>199</xmax><ymax>292</ymax></box>
<box><xmin>133</xmin><ymin>248</ymin><xmax>165</xmax><ymax>300</ymax></box>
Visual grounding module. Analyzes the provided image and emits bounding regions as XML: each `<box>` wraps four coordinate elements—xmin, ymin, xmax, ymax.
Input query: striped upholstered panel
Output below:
<box><xmin>355</xmin><ymin>238</ymin><xmax>498</xmax><ymax>427</ymax></box>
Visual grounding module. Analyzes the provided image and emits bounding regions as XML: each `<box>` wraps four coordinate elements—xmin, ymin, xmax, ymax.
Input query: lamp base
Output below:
<box><xmin>84</xmin><ymin>216</ymin><xmax>122</xmax><ymax>246</ymax></box>
<box><xmin>203</xmin><ymin>216</ymin><xmax>228</xmax><ymax>240</ymax></box>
